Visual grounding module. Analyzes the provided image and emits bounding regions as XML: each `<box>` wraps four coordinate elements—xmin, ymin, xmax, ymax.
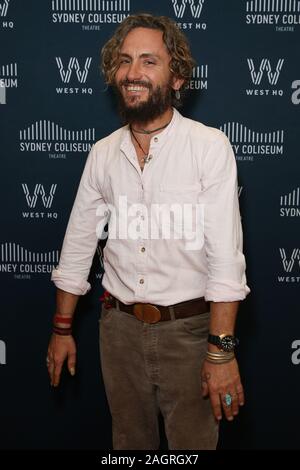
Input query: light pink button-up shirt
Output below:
<box><xmin>51</xmin><ymin>108</ymin><xmax>250</xmax><ymax>305</ymax></box>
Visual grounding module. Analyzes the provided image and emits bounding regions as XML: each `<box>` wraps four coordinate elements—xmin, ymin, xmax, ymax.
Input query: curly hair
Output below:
<box><xmin>101</xmin><ymin>13</ymin><xmax>196</xmax><ymax>107</ymax></box>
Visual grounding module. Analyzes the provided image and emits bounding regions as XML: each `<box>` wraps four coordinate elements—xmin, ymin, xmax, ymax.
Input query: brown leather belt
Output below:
<box><xmin>109</xmin><ymin>296</ymin><xmax>209</xmax><ymax>324</ymax></box>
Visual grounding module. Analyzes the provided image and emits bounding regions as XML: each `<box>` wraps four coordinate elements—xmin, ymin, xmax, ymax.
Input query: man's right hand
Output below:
<box><xmin>47</xmin><ymin>333</ymin><xmax>76</xmax><ymax>387</ymax></box>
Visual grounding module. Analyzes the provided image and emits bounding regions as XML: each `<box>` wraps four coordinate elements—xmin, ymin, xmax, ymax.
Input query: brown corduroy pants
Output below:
<box><xmin>99</xmin><ymin>304</ymin><xmax>218</xmax><ymax>450</ymax></box>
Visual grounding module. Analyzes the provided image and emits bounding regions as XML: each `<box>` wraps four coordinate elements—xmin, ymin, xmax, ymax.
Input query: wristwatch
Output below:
<box><xmin>208</xmin><ymin>333</ymin><xmax>239</xmax><ymax>352</ymax></box>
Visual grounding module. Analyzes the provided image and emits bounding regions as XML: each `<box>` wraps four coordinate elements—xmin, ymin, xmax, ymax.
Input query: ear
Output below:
<box><xmin>171</xmin><ymin>76</ymin><xmax>185</xmax><ymax>91</ymax></box>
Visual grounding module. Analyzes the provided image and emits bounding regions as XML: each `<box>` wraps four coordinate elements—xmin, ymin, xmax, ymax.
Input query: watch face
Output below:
<box><xmin>220</xmin><ymin>335</ymin><xmax>237</xmax><ymax>352</ymax></box>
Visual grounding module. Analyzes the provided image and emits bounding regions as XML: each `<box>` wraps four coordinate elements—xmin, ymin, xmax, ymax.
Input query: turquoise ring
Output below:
<box><xmin>224</xmin><ymin>393</ymin><xmax>232</xmax><ymax>407</ymax></box>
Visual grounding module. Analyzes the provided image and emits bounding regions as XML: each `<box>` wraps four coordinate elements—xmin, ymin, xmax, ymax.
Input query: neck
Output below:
<box><xmin>130</xmin><ymin>107</ymin><xmax>173</xmax><ymax>135</ymax></box>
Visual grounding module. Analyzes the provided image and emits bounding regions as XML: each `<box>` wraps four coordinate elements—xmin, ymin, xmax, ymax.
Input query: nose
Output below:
<box><xmin>126</xmin><ymin>61</ymin><xmax>142</xmax><ymax>82</ymax></box>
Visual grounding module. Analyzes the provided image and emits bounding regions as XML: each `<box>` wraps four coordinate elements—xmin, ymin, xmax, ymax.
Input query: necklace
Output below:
<box><xmin>130</xmin><ymin>127</ymin><xmax>153</xmax><ymax>164</ymax></box>
<box><xmin>130</xmin><ymin>119</ymin><xmax>171</xmax><ymax>135</ymax></box>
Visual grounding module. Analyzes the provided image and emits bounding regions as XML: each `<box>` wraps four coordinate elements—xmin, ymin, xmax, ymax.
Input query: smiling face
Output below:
<box><xmin>114</xmin><ymin>27</ymin><xmax>183</xmax><ymax>124</ymax></box>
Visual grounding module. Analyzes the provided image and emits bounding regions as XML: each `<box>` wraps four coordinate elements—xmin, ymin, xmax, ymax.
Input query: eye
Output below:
<box><xmin>144</xmin><ymin>60</ymin><xmax>155</xmax><ymax>65</ymax></box>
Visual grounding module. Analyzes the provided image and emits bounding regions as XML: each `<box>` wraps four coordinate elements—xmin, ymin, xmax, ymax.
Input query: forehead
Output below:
<box><xmin>120</xmin><ymin>27</ymin><xmax>169</xmax><ymax>57</ymax></box>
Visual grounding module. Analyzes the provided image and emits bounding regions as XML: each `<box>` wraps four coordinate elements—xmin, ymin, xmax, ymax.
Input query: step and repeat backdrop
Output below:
<box><xmin>0</xmin><ymin>0</ymin><xmax>299</xmax><ymax>450</ymax></box>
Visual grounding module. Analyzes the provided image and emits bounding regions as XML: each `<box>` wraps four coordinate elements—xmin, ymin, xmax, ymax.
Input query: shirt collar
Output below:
<box><xmin>120</xmin><ymin>107</ymin><xmax>182</xmax><ymax>153</ymax></box>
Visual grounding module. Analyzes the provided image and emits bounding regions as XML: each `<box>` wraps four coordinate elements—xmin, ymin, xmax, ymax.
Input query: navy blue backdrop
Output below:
<box><xmin>0</xmin><ymin>0</ymin><xmax>299</xmax><ymax>450</ymax></box>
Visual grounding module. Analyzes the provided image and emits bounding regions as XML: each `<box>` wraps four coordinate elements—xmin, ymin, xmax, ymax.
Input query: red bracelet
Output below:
<box><xmin>54</xmin><ymin>315</ymin><xmax>73</xmax><ymax>325</ymax></box>
<box><xmin>53</xmin><ymin>326</ymin><xmax>72</xmax><ymax>336</ymax></box>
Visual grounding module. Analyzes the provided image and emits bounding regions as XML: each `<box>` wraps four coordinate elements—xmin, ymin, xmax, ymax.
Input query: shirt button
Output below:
<box><xmin>154</xmin><ymin>137</ymin><xmax>158</xmax><ymax>142</ymax></box>
<box><xmin>141</xmin><ymin>247</ymin><xmax>146</xmax><ymax>253</ymax></box>
<box><xmin>139</xmin><ymin>278</ymin><xmax>144</xmax><ymax>284</ymax></box>
<box><xmin>141</xmin><ymin>215</ymin><xmax>145</xmax><ymax>220</ymax></box>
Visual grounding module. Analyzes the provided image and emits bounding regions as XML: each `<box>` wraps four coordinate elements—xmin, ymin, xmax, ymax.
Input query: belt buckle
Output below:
<box><xmin>133</xmin><ymin>303</ymin><xmax>161</xmax><ymax>324</ymax></box>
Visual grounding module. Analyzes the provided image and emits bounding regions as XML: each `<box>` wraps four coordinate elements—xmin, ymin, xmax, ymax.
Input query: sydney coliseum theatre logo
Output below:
<box><xmin>0</xmin><ymin>62</ymin><xmax>18</xmax><ymax>104</ymax></box>
<box><xmin>280</xmin><ymin>187</ymin><xmax>300</xmax><ymax>217</ymax></box>
<box><xmin>219</xmin><ymin>122</ymin><xmax>284</xmax><ymax>162</ymax></box>
<box><xmin>185</xmin><ymin>65</ymin><xmax>208</xmax><ymax>91</ymax></box>
<box><xmin>51</xmin><ymin>0</ymin><xmax>131</xmax><ymax>30</ymax></box>
<box><xmin>19</xmin><ymin>120</ymin><xmax>95</xmax><ymax>159</ymax></box>
<box><xmin>0</xmin><ymin>242</ymin><xmax>60</xmax><ymax>279</ymax></box>
<box><xmin>245</xmin><ymin>0</ymin><xmax>300</xmax><ymax>32</ymax></box>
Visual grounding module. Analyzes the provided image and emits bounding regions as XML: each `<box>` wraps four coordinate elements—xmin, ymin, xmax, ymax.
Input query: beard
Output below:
<box><xmin>114</xmin><ymin>78</ymin><xmax>173</xmax><ymax>125</ymax></box>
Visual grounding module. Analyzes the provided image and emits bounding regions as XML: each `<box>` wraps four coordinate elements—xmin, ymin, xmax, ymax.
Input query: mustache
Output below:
<box><xmin>119</xmin><ymin>79</ymin><xmax>151</xmax><ymax>89</ymax></box>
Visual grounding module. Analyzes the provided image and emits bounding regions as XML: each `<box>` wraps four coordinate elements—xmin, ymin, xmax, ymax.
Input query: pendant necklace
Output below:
<box><xmin>130</xmin><ymin>127</ymin><xmax>152</xmax><ymax>164</ymax></box>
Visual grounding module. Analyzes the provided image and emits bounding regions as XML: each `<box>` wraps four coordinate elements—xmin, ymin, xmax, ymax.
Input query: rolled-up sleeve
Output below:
<box><xmin>51</xmin><ymin>144</ymin><xmax>108</xmax><ymax>295</ymax></box>
<box><xmin>202</xmin><ymin>132</ymin><xmax>250</xmax><ymax>302</ymax></box>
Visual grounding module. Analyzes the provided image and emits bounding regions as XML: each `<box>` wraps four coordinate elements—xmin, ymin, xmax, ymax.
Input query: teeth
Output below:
<box><xmin>126</xmin><ymin>86</ymin><xmax>147</xmax><ymax>91</ymax></box>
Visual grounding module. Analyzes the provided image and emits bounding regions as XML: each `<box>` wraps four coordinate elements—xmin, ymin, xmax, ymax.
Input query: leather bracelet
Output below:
<box><xmin>54</xmin><ymin>315</ymin><xmax>73</xmax><ymax>325</ymax></box>
<box><xmin>53</xmin><ymin>326</ymin><xmax>72</xmax><ymax>336</ymax></box>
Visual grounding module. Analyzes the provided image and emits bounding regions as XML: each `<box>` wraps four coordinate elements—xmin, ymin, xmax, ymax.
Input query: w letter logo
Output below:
<box><xmin>22</xmin><ymin>184</ymin><xmax>57</xmax><ymax>209</ymax></box>
<box><xmin>172</xmin><ymin>0</ymin><xmax>205</xmax><ymax>18</ymax></box>
<box><xmin>0</xmin><ymin>0</ymin><xmax>10</xmax><ymax>17</ymax></box>
<box><xmin>247</xmin><ymin>58</ymin><xmax>284</xmax><ymax>85</ymax></box>
<box><xmin>279</xmin><ymin>248</ymin><xmax>300</xmax><ymax>273</ymax></box>
<box><xmin>55</xmin><ymin>57</ymin><xmax>92</xmax><ymax>83</ymax></box>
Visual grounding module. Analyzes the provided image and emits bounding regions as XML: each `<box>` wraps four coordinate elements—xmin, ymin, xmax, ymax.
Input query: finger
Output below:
<box><xmin>236</xmin><ymin>385</ymin><xmax>245</xmax><ymax>406</ymax></box>
<box><xmin>201</xmin><ymin>381</ymin><xmax>209</xmax><ymax>397</ymax></box>
<box><xmin>209</xmin><ymin>392</ymin><xmax>222</xmax><ymax>421</ymax></box>
<box><xmin>52</xmin><ymin>362</ymin><xmax>63</xmax><ymax>387</ymax></box>
<box><xmin>68</xmin><ymin>353</ymin><xmax>76</xmax><ymax>376</ymax></box>
<box><xmin>230</xmin><ymin>392</ymin><xmax>239</xmax><ymax>416</ymax></box>
<box><xmin>221</xmin><ymin>392</ymin><xmax>234</xmax><ymax>421</ymax></box>
<box><xmin>48</xmin><ymin>360</ymin><xmax>55</xmax><ymax>386</ymax></box>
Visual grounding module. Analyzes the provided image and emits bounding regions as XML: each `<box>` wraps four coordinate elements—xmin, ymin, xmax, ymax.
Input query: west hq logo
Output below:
<box><xmin>22</xmin><ymin>183</ymin><xmax>58</xmax><ymax>220</ymax></box>
<box><xmin>171</xmin><ymin>0</ymin><xmax>207</xmax><ymax>30</ymax></box>
<box><xmin>19</xmin><ymin>119</ymin><xmax>95</xmax><ymax>158</ymax></box>
<box><xmin>278</xmin><ymin>248</ymin><xmax>300</xmax><ymax>283</ymax></box>
<box><xmin>246</xmin><ymin>58</ymin><xmax>284</xmax><ymax>96</ymax></box>
<box><xmin>51</xmin><ymin>0</ymin><xmax>131</xmax><ymax>31</ymax></box>
<box><xmin>245</xmin><ymin>0</ymin><xmax>300</xmax><ymax>32</ymax></box>
<box><xmin>55</xmin><ymin>57</ymin><xmax>93</xmax><ymax>95</ymax></box>
<box><xmin>0</xmin><ymin>0</ymin><xmax>13</xmax><ymax>29</ymax></box>
<box><xmin>220</xmin><ymin>122</ymin><xmax>284</xmax><ymax>162</ymax></box>
<box><xmin>280</xmin><ymin>187</ymin><xmax>300</xmax><ymax>217</ymax></box>
<box><xmin>0</xmin><ymin>241</ymin><xmax>60</xmax><ymax>279</ymax></box>
<box><xmin>0</xmin><ymin>62</ymin><xmax>18</xmax><ymax>104</ymax></box>
<box><xmin>0</xmin><ymin>0</ymin><xmax>9</xmax><ymax>16</ymax></box>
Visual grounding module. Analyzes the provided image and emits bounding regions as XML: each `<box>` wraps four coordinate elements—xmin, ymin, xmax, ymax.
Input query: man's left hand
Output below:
<box><xmin>201</xmin><ymin>358</ymin><xmax>245</xmax><ymax>421</ymax></box>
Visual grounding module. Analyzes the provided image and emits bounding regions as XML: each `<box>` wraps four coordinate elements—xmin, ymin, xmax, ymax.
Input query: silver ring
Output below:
<box><xmin>224</xmin><ymin>393</ymin><xmax>232</xmax><ymax>407</ymax></box>
<box><xmin>46</xmin><ymin>357</ymin><xmax>51</xmax><ymax>365</ymax></box>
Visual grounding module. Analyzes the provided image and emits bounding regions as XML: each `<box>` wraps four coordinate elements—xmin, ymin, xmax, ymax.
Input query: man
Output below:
<box><xmin>47</xmin><ymin>13</ymin><xmax>250</xmax><ymax>450</ymax></box>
